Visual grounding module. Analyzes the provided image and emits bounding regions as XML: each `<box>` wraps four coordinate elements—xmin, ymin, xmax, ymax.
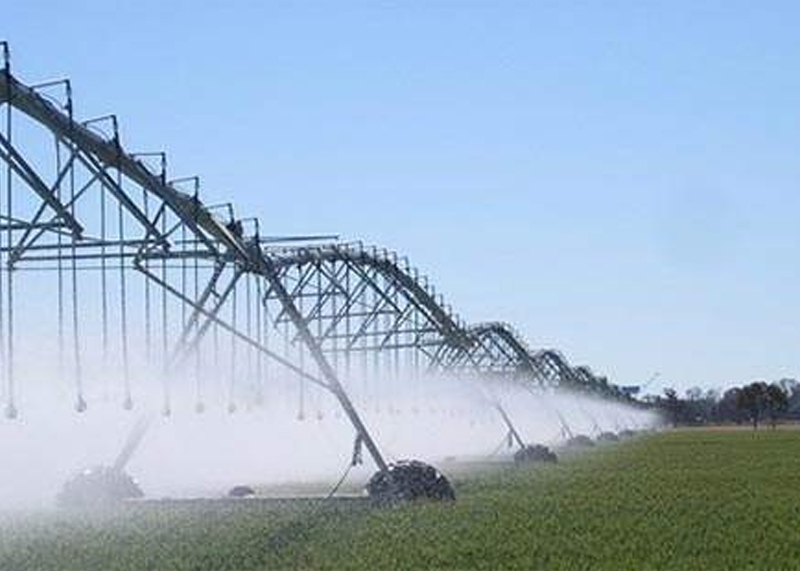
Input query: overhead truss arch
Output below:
<box><xmin>0</xmin><ymin>45</ymin><xmax>637</xmax><ymax>475</ymax></box>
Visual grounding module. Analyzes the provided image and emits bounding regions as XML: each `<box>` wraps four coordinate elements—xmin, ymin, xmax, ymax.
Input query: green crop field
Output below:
<box><xmin>3</xmin><ymin>429</ymin><xmax>800</xmax><ymax>570</ymax></box>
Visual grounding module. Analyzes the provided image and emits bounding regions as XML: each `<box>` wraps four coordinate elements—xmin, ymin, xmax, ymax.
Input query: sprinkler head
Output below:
<box><xmin>122</xmin><ymin>397</ymin><xmax>133</xmax><ymax>411</ymax></box>
<box><xmin>195</xmin><ymin>402</ymin><xmax>205</xmax><ymax>414</ymax></box>
<box><xmin>75</xmin><ymin>397</ymin><xmax>87</xmax><ymax>413</ymax></box>
<box><xmin>227</xmin><ymin>402</ymin><xmax>237</xmax><ymax>414</ymax></box>
<box><xmin>161</xmin><ymin>405</ymin><xmax>171</xmax><ymax>417</ymax></box>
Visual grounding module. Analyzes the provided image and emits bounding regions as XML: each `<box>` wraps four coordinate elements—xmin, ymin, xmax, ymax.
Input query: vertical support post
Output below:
<box><xmin>228</xmin><ymin>276</ymin><xmax>237</xmax><ymax>413</ymax></box>
<box><xmin>118</xmin><ymin>167</ymin><xmax>131</xmax><ymax>410</ymax></box>
<box><xmin>344</xmin><ymin>260</ymin><xmax>351</xmax><ymax>381</ymax></box>
<box><xmin>192</xmin><ymin>186</ymin><xmax>201</xmax><ymax>408</ymax></box>
<box><xmin>1</xmin><ymin>43</ymin><xmax>12</xmax><ymax>419</ymax></box>
<box><xmin>371</xmin><ymin>272</ymin><xmax>379</xmax><ymax>409</ymax></box>
<box><xmin>100</xmin><ymin>148</ymin><xmax>108</xmax><ymax>398</ymax></box>
<box><xmin>255</xmin><ymin>273</ymin><xmax>264</xmax><ymax>404</ymax></box>
<box><xmin>0</xmin><ymin>43</ymin><xmax>5</xmax><ymax>412</ymax></box>
<box><xmin>245</xmin><ymin>272</ymin><xmax>252</xmax><ymax>403</ymax></box>
<box><xmin>297</xmin><ymin>264</ymin><xmax>305</xmax><ymax>420</ymax></box>
<box><xmin>161</xmin><ymin>206</ymin><xmax>170</xmax><ymax>415</ymax></box>
<box><xmin>143</xmin><ymin>186</ymin><xmax>151</xmax><ymax>362</ymax></box>
<box><xmin>315</xmin><ymin>260</ymin><xmax>323</xmax><ymax>420</ymax></box>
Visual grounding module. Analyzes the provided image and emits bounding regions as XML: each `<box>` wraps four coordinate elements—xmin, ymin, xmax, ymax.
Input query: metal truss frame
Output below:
<box><xmin>0</xmin><ymin>44</ymin><xmax>636</xmax><ymax>478</ymax></box>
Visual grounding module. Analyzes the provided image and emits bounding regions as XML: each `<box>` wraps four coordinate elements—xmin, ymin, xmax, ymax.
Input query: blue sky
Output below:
<box><xmin>5</xmin><ymin>1</ymin><xmax>800</xmax><ymax>393</ymax></box>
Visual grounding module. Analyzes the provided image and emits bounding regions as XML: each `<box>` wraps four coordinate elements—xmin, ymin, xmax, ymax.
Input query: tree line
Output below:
<box><xmin>647</xmin><ymin>379</ymin><xmax>798</xmax><ymax>429</ymax></box>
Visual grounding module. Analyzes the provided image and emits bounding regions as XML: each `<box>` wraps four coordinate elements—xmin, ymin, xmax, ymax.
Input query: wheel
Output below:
<box><xmin>57</xmin><ymin>466</ymin><xmax>143</xmax><ymax>508</ymax></box>
<box><xmin>514</xmin><ymin>444</ymin><xmax>558</xmax><ymax>464</ymax></box>
<box><xmin>228</xmin><ymin>485</ymin><xmax>256</xmax><ymax>498</ymax></box>
<box><xmin>367</xmin><ymin>460</ymin><xmax>455</xmax><ymax>504</ymax></box>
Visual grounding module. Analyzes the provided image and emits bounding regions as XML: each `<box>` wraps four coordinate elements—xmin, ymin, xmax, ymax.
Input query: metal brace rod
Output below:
<box><xmin>0</xmin><ymin>131</ymin><xmax>84</xmax><ymax>238</ymax></box>
<box><xmin>134</xmin><ymin>261</ymin><xmax>330</xmax><ymax>391</ymax></box>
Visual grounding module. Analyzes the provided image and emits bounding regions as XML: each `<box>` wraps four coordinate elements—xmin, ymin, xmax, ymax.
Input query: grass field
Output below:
<box><xmin>3</xmin><ymin>428</ymin><xmax>800</xmax><ymax>570</ymax></box>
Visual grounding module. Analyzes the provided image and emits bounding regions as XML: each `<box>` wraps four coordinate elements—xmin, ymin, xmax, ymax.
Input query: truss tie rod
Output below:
<box><xmin>134</xmin><ymin>261</ymin><xmax>330</xmax><ymax>392</ymax></box>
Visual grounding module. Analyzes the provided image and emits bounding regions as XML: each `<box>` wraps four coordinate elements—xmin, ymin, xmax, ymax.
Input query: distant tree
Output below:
<box><xmin>736</xmin><ymin>382</ymin><xmax>768</xmax><ymax>430</ymax></box>
<box><xmin>685</xmin><ymin>387</ymin><xmax>703</xmax><ymax>402</ymax></box>
<box><xmin>764</xmin><ymin>383</ymin><xmax>789</xmax><ymax>429</ymax></box>
<box><xmin>654</xmin><ymin>380</ymin><xmax>796</xmax><ymax>427</ymax></box>
<box><xmin>716</xmin><ymin>387</ymin><xmax>744</xmax><ymax>424</ymax></box>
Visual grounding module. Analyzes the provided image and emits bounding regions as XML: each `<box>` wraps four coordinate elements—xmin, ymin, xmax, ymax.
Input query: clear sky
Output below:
<box><xmin>5</xmin><ymin>1</ymin><xmax>800</xmax><ymax>394</ymax></box>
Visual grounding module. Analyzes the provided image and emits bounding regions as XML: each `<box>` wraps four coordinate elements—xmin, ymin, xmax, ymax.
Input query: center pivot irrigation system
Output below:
<box><xmin>0</xmin><ymin>45</ymin><xmax>643</xmax><ymax>504</ymax></box>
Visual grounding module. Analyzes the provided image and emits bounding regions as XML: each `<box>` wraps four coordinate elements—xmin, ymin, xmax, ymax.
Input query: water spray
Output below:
<box><xmin>0</xmin><ymin>45</ymin><xmax>646</xmax><ymax>508</ymax></box>
<box><xmin>530</xmin><ymin>388</ymin><xmax>598</xmax><ymax>449</ymax></box>
<box><xmin>578</xmin><ymin>403</ymin><xmax>619</xmax><ymax>443</ymax></box>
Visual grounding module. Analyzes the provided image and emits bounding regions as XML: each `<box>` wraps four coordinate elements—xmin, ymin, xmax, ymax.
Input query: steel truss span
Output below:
<box><xmin>0</xmin><ymin>44</ymin><xmax>637</xmax><ymax>475</ymax></box>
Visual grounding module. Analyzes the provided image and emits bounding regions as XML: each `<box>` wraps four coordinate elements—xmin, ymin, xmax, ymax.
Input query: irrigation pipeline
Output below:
<box><xmin>0</xmin><ymin>44</ymin><xmax>643</xmax><ymax>475</ymax></box>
